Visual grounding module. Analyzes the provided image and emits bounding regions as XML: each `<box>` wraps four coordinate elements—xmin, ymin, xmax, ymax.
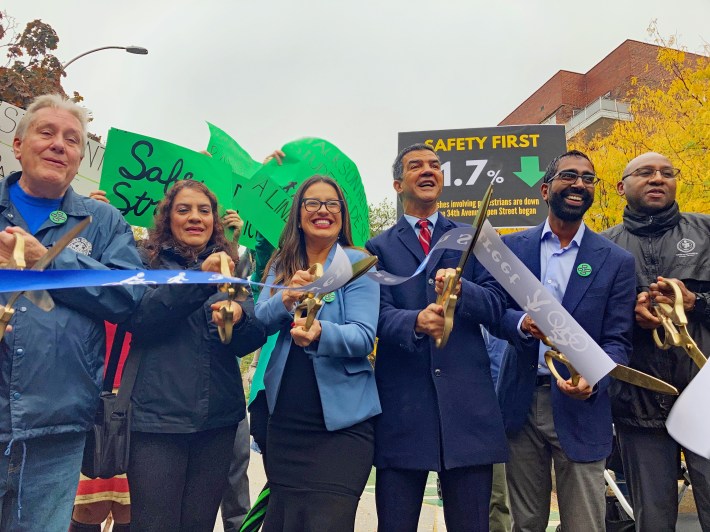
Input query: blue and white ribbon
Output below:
<box><xmin>0</xmin><ymin>244</ymin><xmax>355</xmax><ymax>296</ymax></box>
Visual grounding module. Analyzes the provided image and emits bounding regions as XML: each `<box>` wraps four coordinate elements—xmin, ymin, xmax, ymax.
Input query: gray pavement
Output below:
<box><xmin>214</xmin><ymin>449</ymin><xmax>444</xmax><ymax>532</ymax></box>
<box><xmin>214</xmin><ymin>449</ymin><xmax>703</xmax><ymax>531</ymax></box>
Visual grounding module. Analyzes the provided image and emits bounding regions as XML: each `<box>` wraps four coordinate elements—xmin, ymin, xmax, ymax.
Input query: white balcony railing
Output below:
<box><xmin>565</xmin><ymin>97</ymin><xmax>632</xmax><ymax>138</ymax></box>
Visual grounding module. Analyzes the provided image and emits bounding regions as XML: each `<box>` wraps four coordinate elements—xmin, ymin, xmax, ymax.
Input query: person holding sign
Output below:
<box><xmin>125</xmin><ymin>180</ymin><xmax>266</xmax><ymax>531</ymax></box>
<box><xmin>0</xmin><ymin>94</ymin><xmax>145</xmax><ymax>531</ymax></box>
<box><xmin>365</xmin><ymin>143</ymin><xmax>508</xmax><ymax>531</ymax></box>
<box><xmin>255</xmin><ymin>175</ymin><xmax>380</xmax><ymax>531</ymax></box>
<box><xmin>603</xmin><ymin>151</ymin><xmax>710</xmax><ymax>531</ymax></box>
<box><xmin>494</xmin><ymin>150</ymin><xmax>636</xmax><ymax>532</ymax></box>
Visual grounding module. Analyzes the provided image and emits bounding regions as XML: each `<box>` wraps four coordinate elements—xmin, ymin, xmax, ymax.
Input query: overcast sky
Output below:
<box><xmin>5</xmin><ymin>0</ymin><xmax>709</xmax><ymax>204</ymax></box>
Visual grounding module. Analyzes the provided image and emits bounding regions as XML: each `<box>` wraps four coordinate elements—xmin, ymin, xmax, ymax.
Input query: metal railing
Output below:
<box><xmin>565</xmin><ymin>97</ymin><xmax>632</xmax><ymax>138</ymax></box>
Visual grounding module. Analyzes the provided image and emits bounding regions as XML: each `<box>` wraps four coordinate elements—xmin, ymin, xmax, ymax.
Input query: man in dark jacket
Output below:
<box><xmin>603</xmin><ymin>151</ymin><xmax>710</xmax><ymax>531</ymax></box>
<box><xmin>0</xmin><ymin>95</ymin><xmax>144</xmax><ymax>531</ymax></box>
<box><xmin>366</xmin><ymin>143</ymin><xmax>508</xmax><ymax>531</ymax></box>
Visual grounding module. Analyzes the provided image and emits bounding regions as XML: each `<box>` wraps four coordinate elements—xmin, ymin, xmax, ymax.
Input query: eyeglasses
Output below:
<box><xmin>301</xmin><ymin>198</ymin><xmax>344</xmax><ymax>213</ymax></box>
<box><xmin>621</xmin><ymin>167</ymin><xmax>680</xmax><ymax>180</ymax></box>
<box><xmin>549</xmin><ymin>171</ymin><xmax>599</xmax><ymax>186</ymax></box>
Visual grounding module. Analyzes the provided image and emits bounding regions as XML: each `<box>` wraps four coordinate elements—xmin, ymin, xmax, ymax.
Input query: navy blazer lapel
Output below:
<box><xmin>562</xmin><ymin>229</ymin><xmax>609</xmax><ymax>314</ymax></box>
<box><xmin>395</xmin><ymin>216</ymin><xmax>426</xmax><ymax>263</ymax></box>
<box><xmin>517</xmin><ymin>224</ymin><xmax>544</xmax><ymax>280</ymax></box>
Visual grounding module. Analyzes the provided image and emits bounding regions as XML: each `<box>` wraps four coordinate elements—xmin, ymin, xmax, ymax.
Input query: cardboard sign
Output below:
<box><xmin>100</xmin><ymin>128</ymin><xmax>234</xmax><ymax>227</ymax></box>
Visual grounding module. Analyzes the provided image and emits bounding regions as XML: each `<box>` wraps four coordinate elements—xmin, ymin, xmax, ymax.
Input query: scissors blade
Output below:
<box><xmin>25</xmin><ymin>290</ymin><xmax>55</xmax><ymax>311</ymax></box>
<box><xmin>453</xmin><ymin>181</ymin><xmax>495</xmax><ymax>274</ymax></box>
<box><xmin>609</xmin><ymin>364</ymin><xmax>678</xmax><ymax>395</ymax></box>
<box><xmin>682</xmin><ymin>339</ymin><xmax>707</xmax><ymax>369</ymax></box>
<box><xmin>350</xmin><ymin>256</ymin><xmax>378</xmax><ymax>282</ymax></box>
<box><xmin>32</xmin><ymin>217</ymin><xmax>92</xmax><ymax>271</ymax></box>
<box><xmin>311</xmin><ymin>255</ymin><xmax>378</xmax><ymax>300</ymax></box>
<box><xmin>3</xmin><ymin>217</ymin><xmax>92</xmax><ymax>309</ymax></box>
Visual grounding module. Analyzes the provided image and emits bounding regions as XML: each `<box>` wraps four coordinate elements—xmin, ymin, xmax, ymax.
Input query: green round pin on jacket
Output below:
<box><xmin>322</xmin><ymin>293</ymin><xmax>336</xmax><ymax>303</ymax></box>
<box><xmin>577</xmin><ymin>263</ymin><xmax>592</xmax><ymax>277</ymax></box>
<box><xmin>49</xmin><ymin>210</ymin><xmax>68</xmax><ymax>224</ymax></box>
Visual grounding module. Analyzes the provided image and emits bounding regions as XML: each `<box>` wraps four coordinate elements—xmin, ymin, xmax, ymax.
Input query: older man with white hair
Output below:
<box><xmin>0</xmin><ymin>94</ymin><xmax>144</xmax><ymax>531</ymax></box>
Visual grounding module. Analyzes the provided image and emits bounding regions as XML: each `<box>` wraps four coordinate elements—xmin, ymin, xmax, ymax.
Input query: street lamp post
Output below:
<box><xmin>62</xmin><ymin>46</ymin><xmax>148</xmax><ymax>70</ymax></box>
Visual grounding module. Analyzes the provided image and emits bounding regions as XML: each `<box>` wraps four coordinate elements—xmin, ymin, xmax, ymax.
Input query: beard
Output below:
<box><xmin>548</xmin><ymin>188</ymin><xmax>593</xmax><ymax>222</ymax></box>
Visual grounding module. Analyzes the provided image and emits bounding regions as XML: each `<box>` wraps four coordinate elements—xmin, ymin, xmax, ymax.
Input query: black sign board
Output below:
<box><xmin>398</xmin><ymin>125</ymin><xmax>567</xmax><ymax>228</ymax></box>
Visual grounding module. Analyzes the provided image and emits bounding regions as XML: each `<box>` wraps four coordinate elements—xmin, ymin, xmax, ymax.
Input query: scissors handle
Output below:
<box><xmin>435</xmin><ymin>268</ymin><xmax>461</xmax><ymax>349</ymax></box>
<box><xmin>0</xmin><ymin>233</ymin><xmax>26</xmax><ymax>270</ymax></box>
<box><xmin>652</xmin><ymin>314</ymin><xmax>681</xmax><ymax>349</ymax></box>
<box><xmin>0</xmin><ymin>234</ymin><xmax>28</xmax><ymax>342</ymax></box>
<box><xmin>434</xmin><ymin>269</ymin><xmax>460</xmax><ymax>349</ymax></box>
<box><xmin>544</xmin><ymin>349</ymin><xmax>581</xmax><ymax>386</ymax></box>
<box><xmin>215</xmin><ymin>252</ymin><xmax>235</xmax><ymax>344</ymax></box>
<box><xmin>294</xmin><ymin>263</ymin><xmax>324</xmax><ymax>332</ymax></box>
<box><xmin>218</xmin><ymin>300</ymin><xmax>234</xmax><ymax>344</ymax></box>
<box><xmin>651</xmin><ymin>280</ymin><xmax>707</xmax><ymax>368</ymax></box>
<box><xmin>0</xmin><ymin>307</ymin><xmax>14</xmax><ymax>343</ymax></box>
<box><xmin>541</xmin><ymin>337</ymin><xmax>581</xmax><ymax>386</ymax></box>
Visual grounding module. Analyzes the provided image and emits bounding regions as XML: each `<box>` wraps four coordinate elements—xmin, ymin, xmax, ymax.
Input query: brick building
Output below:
<box><xmin>499</xmin><ymin>40</ymin><xmax>705</xmax><ymax>139</ymax></box>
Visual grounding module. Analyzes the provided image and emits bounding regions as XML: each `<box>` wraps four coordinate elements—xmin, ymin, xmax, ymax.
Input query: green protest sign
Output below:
<box><xmin>100</xmin><ymin>128</ymin><xmax>236</xmax><ymax>230</ymax></box>
<box><xmin>206</xmin><ymin>123</ymin><xmax>262</xmax><ymax>249</ymax></box>
<box><xmin>206</xmin><ymin>122</ymin><xmax>262</xmax><ymax>179</ymax></box>
<box><xmin>237</xmin><ymin>138</ymin><xmax>369</xmax><ymax>247</ymax></box>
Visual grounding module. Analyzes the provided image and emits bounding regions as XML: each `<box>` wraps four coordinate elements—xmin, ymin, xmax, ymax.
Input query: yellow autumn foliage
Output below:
<box><xmin>571</xmin><ymin>40</ymin><xmax>710</xmax><ymax>232</ymax></box>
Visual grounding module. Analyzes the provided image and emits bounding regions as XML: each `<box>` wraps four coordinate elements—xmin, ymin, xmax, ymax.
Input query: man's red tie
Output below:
<box><xmin>417</xmin><ymin>219</ymin><xmax>431</xmax><ymax>255</ymax></box>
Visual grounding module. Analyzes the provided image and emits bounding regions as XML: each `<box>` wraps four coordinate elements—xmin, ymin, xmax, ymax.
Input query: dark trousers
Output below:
<box><xmin>376</xmin><ymin>465</ymin><xmax>492</xmax><ymax>532</ymax></box>
<box><xmin>220</xmin><ymin>416</ymin><xmax>251</xmax><ymax>531</ymax></box>
<box><xmin>128</xmin><ymin>426</ymin><xmax>237</xmax><ymax>532</ymax></box>
<box><xmin>617</xmin><ymin>424</ymin><xmax>710</xmax><ymax>532</ymax></box>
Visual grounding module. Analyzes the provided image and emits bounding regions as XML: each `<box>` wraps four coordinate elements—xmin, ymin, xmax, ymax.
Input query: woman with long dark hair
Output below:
<box><xmin>256</xmin><ymin>175</ymin><xmax>380</xmax><ymax>531</ymax></box>
<box><xmin>126</xmin><ymin>179</ymin><xmax>265</xmax><ymax>531</ymax></box>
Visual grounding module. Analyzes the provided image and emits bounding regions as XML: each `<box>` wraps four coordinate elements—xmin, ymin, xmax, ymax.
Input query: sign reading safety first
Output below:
<box><xmin>398</xmin><ymin>125</ymin><xmax>566</xmax><ymax>228</ymax></box>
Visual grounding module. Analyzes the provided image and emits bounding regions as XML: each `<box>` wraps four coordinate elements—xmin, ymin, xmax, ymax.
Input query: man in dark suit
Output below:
<box><xmin>366</xmin><ymin>143</ymin><xmax>508</xmax><ymax>531</ymax></box>
<box><xmin>494</xmin><ymin>150</ymin><xmax>636</xmax><ymax>532</ymax></box>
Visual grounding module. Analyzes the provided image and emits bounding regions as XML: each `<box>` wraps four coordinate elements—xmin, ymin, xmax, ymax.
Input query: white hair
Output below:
<box><xmin>15</xmin><ymin>94</ymin><xmax>89</xmax><ymax>156</ymax></box>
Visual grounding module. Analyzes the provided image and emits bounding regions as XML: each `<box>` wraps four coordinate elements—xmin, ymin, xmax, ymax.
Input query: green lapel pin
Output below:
<box><xmin>49</xmin><ymin>210</ymin><xmax>68</xmax><ymax>224</ymax></box>
<box><xmin>322</xmin><ymin>292</ymin><xmax>336</xmax><ymax>303</ymax></box>
<box><xmin>577</xmin><ymin>263</ymin><xmax>592</xmax><ymax>277</ymax></box>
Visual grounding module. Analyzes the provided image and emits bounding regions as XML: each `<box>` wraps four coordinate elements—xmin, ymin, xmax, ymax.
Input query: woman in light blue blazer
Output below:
<box><xmin>255</xmin><ymin>175</ymin><xmax>380</xmax><ymax>532</ymax></box>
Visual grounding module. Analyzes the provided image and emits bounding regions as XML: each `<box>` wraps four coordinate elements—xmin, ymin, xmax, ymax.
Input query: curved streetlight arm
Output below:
<box><xmin>62</xmin><ymin>46</ymin><xmax>148</xmax><ymax>70</ymax></box>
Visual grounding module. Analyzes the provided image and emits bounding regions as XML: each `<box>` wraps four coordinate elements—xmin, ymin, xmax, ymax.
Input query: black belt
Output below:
<box><xmin>535</xmin><ymin>374</ymin><xmax>551</xmax><ymax>387</ymax></box>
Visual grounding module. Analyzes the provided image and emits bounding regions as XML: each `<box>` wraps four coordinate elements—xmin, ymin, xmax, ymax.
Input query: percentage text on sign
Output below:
<box><xmin>443</xmin><ymin>159</ymin><xmax>492</xmax><ymax>187</ymax></box>
<box><xmin>487</xmin><ymin>169</ymin><xmax>504</xmax><ymax>183</ymax></box>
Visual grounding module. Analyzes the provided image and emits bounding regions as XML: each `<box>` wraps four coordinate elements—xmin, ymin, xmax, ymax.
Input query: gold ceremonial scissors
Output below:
<box><xmin>0</xmin><ymin>217</ymin><xmax>92</xmax><ymax>342</ymax></box>
<box><xmin>215</xmin><ymin>252</ymin><xmax>249</xmax><ymax>344</ymax></box>
<box><xmin>294</xmin><ymin>256</ymin><xmax>379</xmax><ymax>332</ymax></box>
<box><xmin>294</xmin><ymin>263</ymin><xmax>325</xmax><ymax>332</ymax></box>
<box><xmin>435</xmin><ymin>183</ymin><xmax>494</xmax><ymax>349</ymax></box>
<box><xmin>652</xmin><ymin>279</ymin><xmax>707</xmax><ymax>369</ymax></box>
<box><xmin>542</xmin><ymin>337</ymin><xmax>678</xmax><ymax>395</ymax></box>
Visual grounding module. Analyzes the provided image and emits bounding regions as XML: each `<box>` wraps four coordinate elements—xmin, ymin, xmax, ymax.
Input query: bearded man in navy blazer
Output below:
<box><xmin>366</xmin><ymin>143</ymin><xmax>509</xmax><ymax>531</ymax></box>
<box><xmin>494</xmin><ymin>150</ymin><xmax>636</xmax><ymax>532</ymax></box>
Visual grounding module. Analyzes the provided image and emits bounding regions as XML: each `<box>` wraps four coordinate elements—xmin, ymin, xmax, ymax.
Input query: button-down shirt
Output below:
<box><xmin>403</xmin><ymin>211</ymin><xmax>439</xmax><ymax>239</ymax></box>
<box><xmin>537</xmin><ymin>220</ymin><xmax>586</xmax><ymax>375</ymax></box>
<box><xmin>403</xmin><ymin>212</ymin><xmax>439</xmax><ymax>341</ymax></box>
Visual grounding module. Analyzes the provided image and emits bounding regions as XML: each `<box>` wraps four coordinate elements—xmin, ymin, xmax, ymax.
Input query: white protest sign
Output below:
<box><xmin>666</xmin><ymin>362</ymin><xmax>710</xmax><ymax>459</ymax></box>
<box><xmin>0</xmin><ymin>99</ymin><xmax>104</xmax><ymax>196</ymax></box>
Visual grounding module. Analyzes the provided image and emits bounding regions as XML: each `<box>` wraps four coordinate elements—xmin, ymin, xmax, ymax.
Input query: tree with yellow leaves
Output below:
<box><xmin>571</xmin><ymin>29</ymin><xmax>710</xmax><ymax>231</ymax></box>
